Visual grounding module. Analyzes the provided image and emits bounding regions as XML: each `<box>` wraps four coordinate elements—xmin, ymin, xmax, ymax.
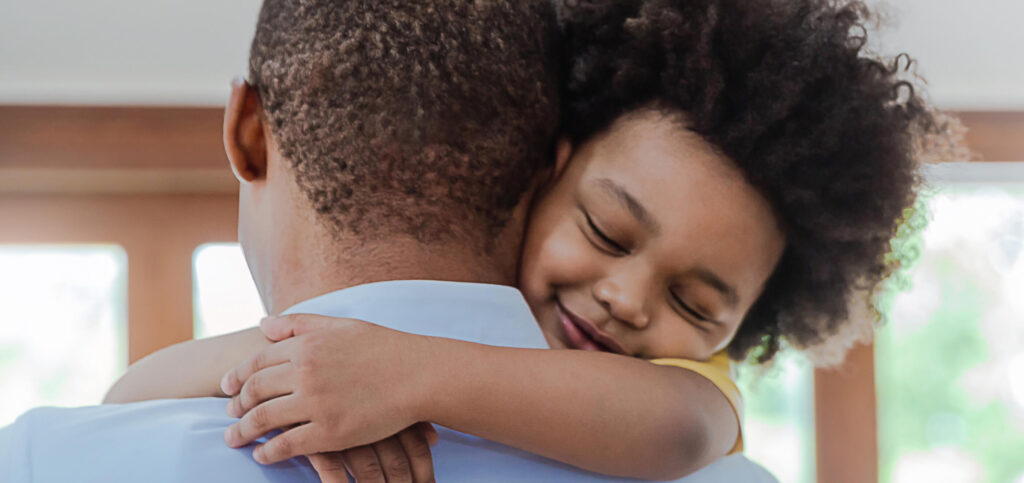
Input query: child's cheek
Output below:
<box><xmin>539</xmin><ymin>221</ymin><xmax>602</xmax><ymax>288</ymax></box>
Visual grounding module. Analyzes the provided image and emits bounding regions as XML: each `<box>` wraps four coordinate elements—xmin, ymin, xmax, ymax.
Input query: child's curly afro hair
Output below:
<box><xmin>558</xmin><ymin>0</ymin><xmax>961</xmax><ymax>364</ymax></box>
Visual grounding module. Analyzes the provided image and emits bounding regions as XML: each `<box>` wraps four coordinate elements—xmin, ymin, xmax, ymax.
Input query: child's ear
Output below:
<box><xmin>223</xmin><ymin>77</ymin><xmax>268</xmax><ymax>183</ymax></box>
<box><xmin>535</xmin><ymin>136</ymin><xmax>574</xmax><ymax>192</ymax></box>
<box><xmin>550</xmin><ymin>136</ymin><xmax>573</xmax><ymax>182</ymax></box>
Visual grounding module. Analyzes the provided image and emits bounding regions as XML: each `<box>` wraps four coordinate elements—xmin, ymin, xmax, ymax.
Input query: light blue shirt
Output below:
<box><xmin>0</xmin><ymin>280</ymin><xmax>776</xmax><ymax>482</ymax></box>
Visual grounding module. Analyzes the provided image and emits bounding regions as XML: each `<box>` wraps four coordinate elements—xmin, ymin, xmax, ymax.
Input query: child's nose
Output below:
<box><xmin>592</xmin><ymin>278</ymin><xmax>650</xmax><ymax>330</ymax></box>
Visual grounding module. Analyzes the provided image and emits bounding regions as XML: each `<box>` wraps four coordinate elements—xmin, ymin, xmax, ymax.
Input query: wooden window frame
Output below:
<box><xmin>1</xmin><ymin>106</ymin><xmax>240</xmax><ymax>362</ymax></box>
<box><xmin>0</xmin><ymin>194</ymin><xmax>237</xmax><ymax>363</ymax></box>
<box><xmin>2</xmin><ymin>105</ymin><xmax>1021</xmax><ymax>482</ymax></box>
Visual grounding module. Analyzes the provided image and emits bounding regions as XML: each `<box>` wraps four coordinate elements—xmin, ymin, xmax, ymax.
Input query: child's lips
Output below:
<box><xmin>555</xmin><ymin>300</ymin><xmax>627</xmax><ymax>355</ymax></box>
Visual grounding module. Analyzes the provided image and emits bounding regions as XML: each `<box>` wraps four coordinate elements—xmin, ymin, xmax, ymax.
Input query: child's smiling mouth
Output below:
<box><xmin>555</xmin><ymin>298</ymin><xmax>627</xmax><ymax>355</ymax></box>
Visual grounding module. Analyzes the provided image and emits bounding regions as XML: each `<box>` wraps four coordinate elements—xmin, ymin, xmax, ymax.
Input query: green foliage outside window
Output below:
<box><xmin>877</xmin><ymin>185</ymin><xmax>1024</xmax><ymax>483</ymax></box>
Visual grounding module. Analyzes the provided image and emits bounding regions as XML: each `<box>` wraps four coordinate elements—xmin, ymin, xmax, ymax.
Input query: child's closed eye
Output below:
<box><xmin>583</xmin><ymin>211</ymin><xmax>630</xmax><ymax>255</ymax></box>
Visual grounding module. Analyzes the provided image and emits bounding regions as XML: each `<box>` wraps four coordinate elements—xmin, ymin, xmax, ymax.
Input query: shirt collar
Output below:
<box><xmin>281</xmin><ymin>280</ymin><xmax>548</xmax><ymax>349</ymax></box>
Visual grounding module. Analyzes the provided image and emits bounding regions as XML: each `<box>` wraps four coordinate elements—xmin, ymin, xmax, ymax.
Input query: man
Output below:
<box><xmin>1</xmin><ymin>1</ymin><xmax>774</xmax><ymax>481</ymax></box>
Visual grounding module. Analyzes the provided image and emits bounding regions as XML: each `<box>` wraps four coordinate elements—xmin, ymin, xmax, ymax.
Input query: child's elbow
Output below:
<box><xmin>102</xmin><ymin>375</ymin><xmax>136</xmax><ymax>404</ymax></box>
<box><xmin>102</xmin><ymin>386</ymin><xmax>126</xmax><ymax>404</ymax></box>
<box><xmin>652</xmin><ymin>412</ymin><xmax>729</xmax><ymax>480</ymax></box>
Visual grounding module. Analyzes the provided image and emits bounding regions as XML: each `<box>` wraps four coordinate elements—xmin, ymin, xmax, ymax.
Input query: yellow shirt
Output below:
<box><xmin>649</xmin><ymin>351</ymin><xmax>743</xmax><ymax>455</ymax></box>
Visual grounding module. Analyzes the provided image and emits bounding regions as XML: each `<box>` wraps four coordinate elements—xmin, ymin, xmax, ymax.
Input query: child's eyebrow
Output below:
<box><xmin>594</xmin><ymin>178</ymin><xmax>661</xmax><ymax>236</ymax></box>
<box><xmin>691</xmin><ymin>267</ymin><xmax>740</xmax><ymax>309</ymax></box>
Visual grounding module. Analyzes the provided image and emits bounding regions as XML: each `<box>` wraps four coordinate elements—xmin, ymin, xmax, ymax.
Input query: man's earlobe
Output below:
<box><xmin>223</xmin><ymin>78</ymin><xmax>268</xmax><ymax>183</ymax></box>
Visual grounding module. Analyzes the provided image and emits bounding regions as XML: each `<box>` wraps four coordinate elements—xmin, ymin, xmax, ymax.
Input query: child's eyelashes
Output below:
<box><xmin>583</xmin><ymin>211</ymin><xmax>630</xmax><ymax>255</ymax></box>
<box><xmin>670</xmin><ymin>291</ymin><xmax>714</xmax><ymax>332</ymax></box>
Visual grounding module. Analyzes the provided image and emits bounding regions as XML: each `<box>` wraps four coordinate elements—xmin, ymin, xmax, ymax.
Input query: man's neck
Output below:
<box><xmin>263</xmin><ymin>233</ymin><xmax>520</xmax><ymax>315</ymax></box>
<box><xmin>249</xmin><ymin>176</ymin><xmax>532</xmax><ymax>314</ymax></box>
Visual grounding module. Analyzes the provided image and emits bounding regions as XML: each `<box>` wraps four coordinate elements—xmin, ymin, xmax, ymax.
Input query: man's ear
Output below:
<box><xmin>223</xmin><ymin>78</ymin><xmax>268</xmax><ymax>183</ymax></box>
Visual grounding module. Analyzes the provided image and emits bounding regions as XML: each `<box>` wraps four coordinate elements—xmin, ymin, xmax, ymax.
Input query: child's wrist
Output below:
<box><xmin>398</xmin><ymin>334</ymin><xmax>445</xmax><ymax>423</ymax></box>
<box><xmin>406</xmin><ymin>336</ymin><xmax>468</xmax><ymax>424</ymax></box>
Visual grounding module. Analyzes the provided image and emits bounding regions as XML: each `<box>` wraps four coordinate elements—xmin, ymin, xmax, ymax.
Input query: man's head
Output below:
<box><xmin>224</xmin><ymin>0</ymin><xmax>562</xmax><ymax>312</ymax></box>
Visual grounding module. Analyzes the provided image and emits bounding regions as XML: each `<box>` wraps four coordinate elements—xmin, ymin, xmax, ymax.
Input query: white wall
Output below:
<box><xmin>869</xmin><ymin>0</ymin><xmax>1024</xmax><ymax>110</ymax></box>
<box><xmin>0</xmin><ymin>0</ymin><xmax>261</xmax><ymax>105</ymax></box>
<box><xmin>1</xmin><ymin>0</ymin><xmax>1021</xmax><ymax>109</ymax></box>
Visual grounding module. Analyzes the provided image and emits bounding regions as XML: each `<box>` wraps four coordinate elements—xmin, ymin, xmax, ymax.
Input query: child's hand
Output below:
<box><xmin>220</xmin><ymin>314</ymin><xmax>440</xmax><ymax>466</ymax></box>
<box><xmin>307</xmin><ymin>422</ymin><xmax>439</xmax><ymax>483</ymax></box>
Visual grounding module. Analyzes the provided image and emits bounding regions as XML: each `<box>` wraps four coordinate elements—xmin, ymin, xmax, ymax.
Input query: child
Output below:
<box><xmin>107</xmin><ymin>0</ymin><xmax>956</xmax><ymax>480</ymax></box>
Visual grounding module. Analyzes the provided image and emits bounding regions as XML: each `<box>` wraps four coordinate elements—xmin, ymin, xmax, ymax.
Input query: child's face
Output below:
<box><xmin>519</xmin><ymin>110</ymin><xmax>786</xmax><ymax>360</ymax></box>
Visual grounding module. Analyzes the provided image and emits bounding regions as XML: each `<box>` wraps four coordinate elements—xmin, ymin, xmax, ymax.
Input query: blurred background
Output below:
<box><xmin>0</xmin><ymin>1</ymin><xmax>1021</xmax><ymax>482</ymax></box>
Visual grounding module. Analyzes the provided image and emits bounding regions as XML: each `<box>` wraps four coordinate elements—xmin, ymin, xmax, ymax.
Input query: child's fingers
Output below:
<box><xmin>224</xmin><ymin>394</ymin><xmax>306</xmax><ymax>449</ymax></box>
<box><xmin>258</xmin><ymin>316</ymin><xmax>294</xmax><ymax>342</ymax></box>
<box><xmin>221</xmin><ymin>337</ymin><xmax>298</xmax><ymax>396</ymax></box>
<box><xmin>260</xmin><ymin>314</ymin><xmax>338</xmax><ymax>341</ymax></box>
<box><xmin>227</xmin><ymin>363</ymin><xmax>296</xmax><ymax>418</ymax></box>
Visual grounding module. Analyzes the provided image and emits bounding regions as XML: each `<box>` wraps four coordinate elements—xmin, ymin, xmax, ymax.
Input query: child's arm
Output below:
<box><xmin>103</xmin><ymin>327</ymin><xmax>270</xmax><ymax>403</ymax></box>
<box><xmin>428</xmin><ymin>344</ymin><xmax>737</xmax><ymax>480</ymax></box>
<box><xmin>103</xmin><ymin>327</ymin><xmax>439</xmax><ymax>483</ymax></box>
<box><xmin>224</xmin><ymin>315</ymin><xmax>738</xmax><ymax>480</ymax></box>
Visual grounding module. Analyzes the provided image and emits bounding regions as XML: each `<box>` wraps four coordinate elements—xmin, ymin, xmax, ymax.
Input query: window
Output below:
<box><xmin>193</xmin><ymin>243</ymin><xmax>265</xmax><ymax>339</ymax></box>
<box><xmin>738</xmin><ymin>352</ymin><xmax>816</xmax><ymax>483</ymax></box>
<box><xmin>0</xmin><ymin>245</ymin><xmax>127</xmax><ymax>426</ymax></box>
<box><xmin>877</xmin><ymin>177</ymin><xmax>1024</xmax><ymax>482</ymax></box>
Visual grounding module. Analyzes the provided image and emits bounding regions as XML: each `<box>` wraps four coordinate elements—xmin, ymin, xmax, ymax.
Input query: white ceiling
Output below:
<box><xmin>1</xmin><ymin>0</ymin><xmax>1022</xmax><ymax>109</ymax></box>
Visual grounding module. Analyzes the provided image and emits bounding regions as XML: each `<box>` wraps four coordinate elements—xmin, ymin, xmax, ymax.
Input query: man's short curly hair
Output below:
<box><xmin>559</xmin><ymin>0</ymin><xmax>958</xmax><ymax>364</ymax></box>
<box><xmin>249</xmin><ymin>0</ymin><xmax>561</xmax><ymax>244</ymax></box>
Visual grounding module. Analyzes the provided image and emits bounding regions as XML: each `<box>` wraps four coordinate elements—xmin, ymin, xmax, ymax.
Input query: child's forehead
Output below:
<box><xmin>580</xmin><ymin>112</ymin><xmax>737</xmax><ymax>183</ymax></box>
